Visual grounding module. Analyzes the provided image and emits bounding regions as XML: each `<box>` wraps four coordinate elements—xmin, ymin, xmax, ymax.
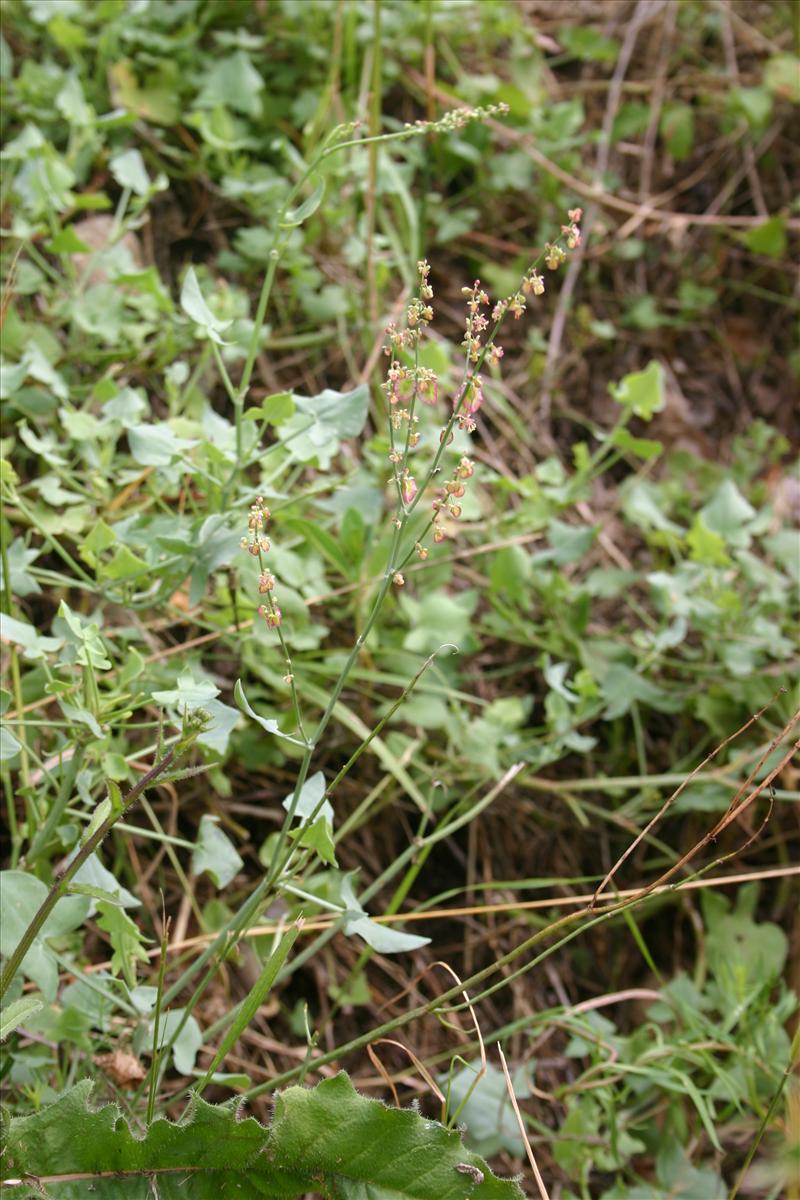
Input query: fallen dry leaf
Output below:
<box><xmin>94</xmin><ymin>1050</ymin><xmax>146</xmax><ymax>1088</ymax></box>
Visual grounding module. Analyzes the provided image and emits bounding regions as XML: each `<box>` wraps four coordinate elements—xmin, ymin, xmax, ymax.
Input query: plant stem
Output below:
<box><xmin>0</xmin><ymin>745</ymin><xmax>179</xmax><ymax>1002</ymax></box>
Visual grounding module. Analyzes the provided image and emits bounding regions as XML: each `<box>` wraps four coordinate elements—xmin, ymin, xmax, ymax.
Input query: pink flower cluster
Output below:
<box><xmin>380</xmin><ymin>207</ymin><xmax>583</xmax><ymax>571</ymax></box>
<box><xmin>241</xmin><ymin>497</ymin><xmax>282</xmax><ymax>629</ymax></box>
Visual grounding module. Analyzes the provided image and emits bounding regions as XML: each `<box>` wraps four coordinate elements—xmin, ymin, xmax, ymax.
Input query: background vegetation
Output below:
<box><xmin>0</xmin><ymin>1</ymin><xmax>798</xmax><ymax>1197</ymax></box>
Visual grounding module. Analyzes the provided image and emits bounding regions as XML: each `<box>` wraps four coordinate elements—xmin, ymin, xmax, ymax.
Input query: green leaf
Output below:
<box><xmin>116</xmin><ymin>266</ymin><xmax>173</xmax><ymax>312</ymax></box>
<box><xmin>180</xmin><ymin>267</ymin><xmax>231</xmax><ymax>344</ymax></box>
<box><xmin>281</xmin><ymin>174</ymin><xmax>326</xmax><ymax>227</ymax></box>
<box><xmin>656</xmin><ymin>1140</ymin><xmax>725</xmax><ymax>1200</ymax></box>
<box><xmin>152</xmin><ymin>1008</ymin><xmax>203</xmax><ymax>1075</ymax></box>
<box><xmin>401</xmin><ymin>590</ymin><xmax>478</xmax><ymax>655</ymax></box>
<box><xmin>0</xmin><ymin>871</ymin><xmax>90</xmax><ymax>1000</ymax></box>
<box><xmin>192</xmin><ymin>815</ymin><xmax>243</xmax><ymax>889</ymax></box>
<box><xmin>287</xmin><ymin>381</ymin><xmax>369</xmax><ymax>444</ymax></box>
<box><xmin>101</xmin><ymin>544</ymin><xmax>149</xmax><ymax>580</ymax></box>
<box><xmin>622</xmin><ymin>479</ymin><xmax>683</xmax><ymax>535</ymax></box>
<box><xmin>195</xmin><ymin>51</ymin><xmax>265</xmax><ymax>117</ymax></box>
<box><xmin>196</xmin><ymin>699</ymin><xmax>240</xmax><ymax>755</ymax></box>
<box><xmin>109</xmin><ymin>148</ymin><xmax>150</xmax><ymax>196</ymax></box>
<box><xmin>601</xmin><ymin>665</ymin><xmax>679</xmax><ymax>721</ymax></box>
<box><xmin>0</xmin><ymin>995</ymin><xmax>44</xmax><ymax>1041</ymax></box>
<box><xmin>609</xmin><ymin>361</ymin><xmax>665</xmax><ymax>420</ymax></box>
<box><xmin>444</xmin><ymin>1061</ymin><xmax>530</xmax><ymax>1157</ymax></box>
<box><xmin>740</xmin><ymin>215</ymin><xmax>787</xmax><ymax>259</ymax></box>
<box><xmin>243</xmin><ymin>391</ymin><xmax>295</xmax><ymax>424</ymax></box>
<box><xmin>609</xmin><ymin>426</ymin><xmax>663</xmax><ymax>460</ymax></box>
<box><xmin>0</xmin><ymin>726</ymin><xmax>21</xmax><ymax>761</ymax></box>
<box><xmin>288</xmin><ymin>814</ymin><xmax>338</xmax><ymax>867</ymax></box>
<box><xmin>687</xmin><ymin>517</ymin><xmax>730</xmax><ymax>566</ymax></box>
<box><xmin>612</xmin><ymin>102</ymin><xmax>651</xmax><ymax>142</ymax></box>
<box><xmin>59</xmin><ymin>700</ymin><xmax>103</xmax><ymax>740</ymax></box>
<box><xmin>282</xmin><ymin>516</ymin><xmax>351</xmax><ymax>578</ymax></box>
<box><xmin>704</xmin><ymin>891</ymin><xmax>787</xmax><ymax>997</ymax></box>
<box><xmin>660</xmin><ymin>102</ymin><xmax>694</xmax><ymax>160</ymax></box>
<box><xmin>0</xmin><ymin>613</ymin><xmax>63</xmax><ymax>660</ymax></box>
<box><xmin>559</xmin><ymin>25</ymin><xmax>619</xmax><ymax>63</ymax></box>
<box><xmin>45</xmin><ymin>225</ymin><xmax>91</xmax><ymax>254</ymax></box>
<box><xmin>67</xmin><ymin>882</ymin><xmax>128</xmax><ymax>906</ymax></box>
<box><xmin>3</xmin><ymin>1073</ymin><xmax>522</xmax><ymax>1197</ymax></box>
<box><xmin>55</xmin><ymin>601</ymin><xmax>111</xmax><ymax>669</ymax></box>
<box><xmin>234</xmin><ymin>680</ymin><xmax>308</xmax><ymax>747</ymax></box>
<box><xmin>540</xmin><ymin>518</ymin><xmax>598</xmax><ymax>565</ymax></box>
<box><xmin>729</xmin><ymin>85</ymin><xmax>772</xmax><ymax>129</ymax></box>
<box><xmin>128</xmin><ymin>422</ymin><xmax>197</xmax><ymax>466</ymax></box>
<box><xmin>700</xmin><ymin>480</ymin><xmax>756</xmax><ymax>538</ymax></box>
<box><xmin>71</xmin><ymin>851</ymin><xmax>139</xmax><ymax>909</ymax></box>
<box><xmin>96</xmin><ymin>900</ymin><xmax>151</xmax><ymax>988</ymax></box>
<box><xmin>80</xmin><ymin>518</ymin><xmax>116</xmax><ymax>565</ymax></box>
<box><xmin>79</xmin><ymin>797</ymin><xmax>110</xmax><ymax>849</ymax></box>
<box><xmin>108</xmin><ymin>59</ymin><xmax>180</xmax><ymax>125</ymax></box>
<box><xmin>153</xmin><ymin>668</ymin><xmax>220</xmax><ymax>711</ymax></box>
<box><xmin>282</xmin><ymin>770</ymin><xmax>333</xmax><ymax>826</ymax></box>
<box><xmin>340</xmin><ymin>876</ymin><xmax>430</xmax><ymax>954</ymax></box>
<box><xmin>270</xmin><ymin>1073</ymin><xmax>517</xmax><ymax>1196</ymax></box>
<box><xmin>764</xmin><ymin>53</ymin><xmax>800</xmax><ymax>103</ymax></box>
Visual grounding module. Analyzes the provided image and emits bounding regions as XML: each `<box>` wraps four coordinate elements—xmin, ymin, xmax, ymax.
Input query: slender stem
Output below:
<box><xmin>5</xmin><ymin>492</ymin><xmax>96</xmax><ymax>587</ymax></box>
<box><xmin>244</xmin><ymin>892</ymin><xmax>635</xmax><ymax>1099</ymax></box>
<box><xmin>146</xmin><ymin>914</ymin><xmax>170</xmax><ymax>1125</ymax></box>
<box><xmin>26</xmin><ymin>745</ymin><xmax>85</xmax><ymax>864</ymax></box>
<box><xmin>0</xmin><ymin>745</ymin><xmax>178</xmax><ymax>1002</ymax></box>
<box><xmin>727</xmin><ymin>1023</ymin><xmax>800</xmax><ymax>1200</ymax></box>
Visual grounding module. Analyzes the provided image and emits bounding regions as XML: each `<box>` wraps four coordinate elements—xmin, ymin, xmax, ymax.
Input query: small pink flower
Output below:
<box><xmin>454</xmin><ymin>377</ymin><xmax>484</xmax><ymax>417</ymax></box>
<box><xmin>401</xmin><ymin>473</ymin><xmax>417</xmax><ymax>505</ymax></box>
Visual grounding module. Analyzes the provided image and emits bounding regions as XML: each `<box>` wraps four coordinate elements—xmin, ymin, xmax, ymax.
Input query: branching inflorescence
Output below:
<box><xmin>242</xmin><ymin>208</ymin><xmax>582</xmax><ymax>646</ymax></box>
<box><xmin>381</xmin><ymin>208</ymin><xmax>583</xmax><ymax>567</ymax></box>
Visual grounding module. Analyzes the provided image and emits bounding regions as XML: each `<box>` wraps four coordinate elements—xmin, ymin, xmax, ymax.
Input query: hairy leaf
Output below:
<box><xmin>2</xmin><ymin>1073</ymin><xmax>522</xmax><ymax>1199</ymax></box>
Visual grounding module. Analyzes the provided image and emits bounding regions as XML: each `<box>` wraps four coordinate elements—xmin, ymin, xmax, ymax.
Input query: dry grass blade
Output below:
<box><xmin>498</xmin><ymin>1044</ymin><xmax>550</xmax><ymax>1200</ymax></box>
<box><xmin>592</xmin><ymin>688</ymin><xmax>789</xmax><ymax>904</ymax></box>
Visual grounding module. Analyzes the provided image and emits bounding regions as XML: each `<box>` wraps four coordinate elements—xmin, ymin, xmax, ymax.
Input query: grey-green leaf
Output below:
<box><xmin>191</xmin><ymin>815</ymin><xmax>243</xmax><ymax>889</ymax></box>
<box><xmin>180</xmin><ymin>267</ymin><xmax>231</xmax><ymax>344</ymax></box>
<box><xmin>0</xmin><ymin>871</ymin><xmax>90</xmax><ymax>1000</ymax></box>
<box><xmin>1</xmin><ymin>995</ymin><xmax>44</xmax><ymax>1041</ymax></box>
<box><xmin>281</xmin><ymin>174</ymin><xmax>325</xmax><ymax>227</ymax></box>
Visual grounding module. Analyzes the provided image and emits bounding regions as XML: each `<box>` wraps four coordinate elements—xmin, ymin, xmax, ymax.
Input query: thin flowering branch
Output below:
<box><xmin>178</xmin><ymin>206</ymin><xmax>582</xmax><ymax>1046</ymax></box>
<box><xmin>379</xmin><ymin>208</ymin><xmax>583</xmax><ymax>566</ymax></box>
<box><xmin>240</xmin><ymin>497</ymin><xmax>307</xmax><ymax>743</ymax></box>
<box><xmin>241</xmin><ymin>209</ymin><xmax>583</xmax><ymax>912</ymax></box>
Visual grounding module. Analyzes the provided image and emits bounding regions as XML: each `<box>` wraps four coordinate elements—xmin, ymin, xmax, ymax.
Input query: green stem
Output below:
<box><xmin>4</xmin><ymin>492</ymin><xmax>96</xmax><ymax>588</ymax></box>
<box><xmin>727</xmin><ymin>1023</ymin><xmax>800</xmax><ymax>1200</ymax></box>
<box><xmin>0</xmin><ymin>745</ymin><xmax>179</xmax><ymax>1002</ymax></box>
<box><xmin>146</xmin><ymin>916</ymin><xmax>170</xmax><ymax>1125</ymax></box>
<box><xmin>26</xmin><ymin>745</ymin><xmax>85</xmax><ymax>864</ymax></box>
<box><xmin>244</xmin><ymin>891</ymin><xmax>638</xmax><ymax>1099</ymax></box>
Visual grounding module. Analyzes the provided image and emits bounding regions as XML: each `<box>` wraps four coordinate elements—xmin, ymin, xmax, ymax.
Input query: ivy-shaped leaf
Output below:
<box><xmin>340</xmin><ymin>875</ymin><xmax>430</xmax><ymax>955</ymax></box>
<box><xmin>608</xmin><ymin>360</ymin><xmax>665</xmax><ymax>420</ymax></box>
<box><xmin>0</xmin><ymin>872</ymin><xmax>90</xmax><ymax>1001</ymax></box>
<box><xmin>191</xmin><ymin>815</ymin><xmax>243</xmax><ymax>889</ymax></box>
<box><xmin>96</xmin><ymin>901</ymin><xmax>151</xmax><ymax>988</ymax></box>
